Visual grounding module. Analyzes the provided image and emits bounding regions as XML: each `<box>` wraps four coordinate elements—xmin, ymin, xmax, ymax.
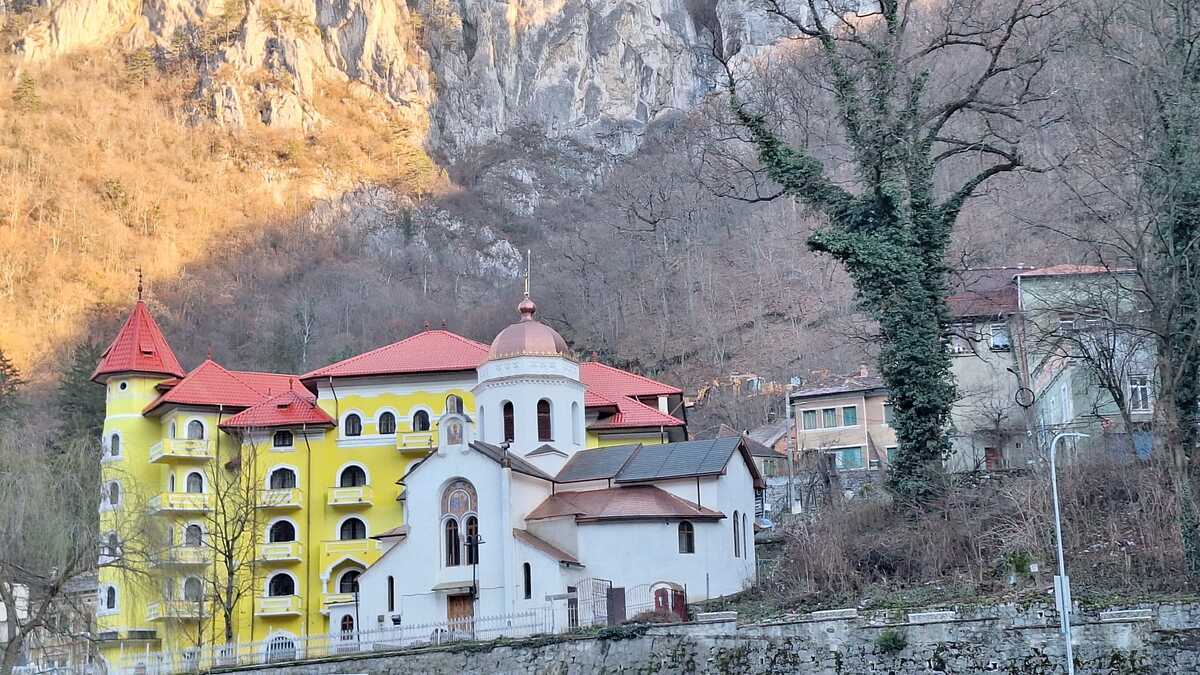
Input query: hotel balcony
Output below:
<box><xmin>150</xmin><ymin>492</ymin><xmax>213</xmax><ymax>513</ymax></box>
<box><xmin>321</xmin><ymin>540</ymin><xmax>375</xmax><ymax>561</ymax></box>
<box><xmin>397</xmin><ymin>431</ymin><xmax>434</xmax><ymax>452</ymax></box>
<box><xmin>327</xmin><ymin>485</ymin><xmax>373</xmax><ymax>508</ymax></box>
<box><xmin>149</xmin><ymin>438</ymin><xmax>215</xmax><ymax>463</ymax></box>
<box><xmin>255</xmin><ymin>595</ymin><xmax>304</xmax><ymax>617</ymax></box>
<box><xmin>146</xmin><ymin>601</ymin><xmax>203</xmax><ymax>621</ymax></box>
<box><xmin>156</xmin><ymin>546</ymin><xmax>211</xmax><ymax>567</ymax></box>
<box><xmin>257</xmin><ymin>488</ymin><xmax>303</xmax><ymax>510</ymax></box>
<box><xmin>257</xmin><ymin>541</ymin><xmax>304</xmax><ymax>564</ymax></box>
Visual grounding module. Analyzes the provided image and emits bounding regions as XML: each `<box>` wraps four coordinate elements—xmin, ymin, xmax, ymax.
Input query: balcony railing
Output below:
<box><xmin>149</xmin><ymin>438</ymin><xmax>216</xmax><ymax>463</ymax></box>
<box><xmin>322</xmin><ymin>540</ymin><xmax>374</xmax><ymax>560</ymax></box>
<box><xmin>255</xmin><ymin>595</ymin><xmax>303</xmax><ymax>617</ymax></box>
<box><xmin>150</xmin><ymin>493</ymin><xmax>213</xmax><ymax>512</ymax></box>
<box><xmin>146</xmin><ymin>601</ymin><xmax>203</xmax><ymax>621</ymax></box>
<box><xmin>397</xmin><ymin>431</ymin><xmax>434</xmax><ymax>451</ymax></box>
<box><xmin>257</xmin><ymin>488</ymin><xmax>303</xmax><ymax>510</ymax></box>
<box><xmin>327</xmin><ymin>485</ymin><xmax>373</xmax><ymax>507</ymax></box>
<box><xmin>156</xmin><ymin>546</ymin><xmax>211</xmax><ymax>566</ymax></box>
<box><xmin>257</xmin><ymin>541</ymin><xmax>304</xmax><ymax>563</ymax></box>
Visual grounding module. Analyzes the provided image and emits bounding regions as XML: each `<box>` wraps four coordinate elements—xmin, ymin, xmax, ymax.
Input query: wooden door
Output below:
<box><xmin>447</xmin><ymin>594</ymin><xmax>475</xmax><ymax>636</ymax></box>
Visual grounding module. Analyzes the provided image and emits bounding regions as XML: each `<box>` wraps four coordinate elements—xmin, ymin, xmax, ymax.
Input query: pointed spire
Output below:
<box><xmin>91</xmin><ymin>299</ymin><xmax>186</xmax><ymax>383</ymax></box>
<box><xmin>136</xmin><ymin>267</ymin><xmax>144</xmax><ymax>300</ymax></box>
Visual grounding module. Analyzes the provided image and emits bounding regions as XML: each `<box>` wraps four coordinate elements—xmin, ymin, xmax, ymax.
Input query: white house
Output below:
<box><xmin>326</xmin><ymin>294</ymin><xmax>763</xmax><ymax>639</ymax></box>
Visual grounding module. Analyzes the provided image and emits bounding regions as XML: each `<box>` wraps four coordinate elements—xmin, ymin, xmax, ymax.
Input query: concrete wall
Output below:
<box><xmin>218</xmin><ymin>600</ymin><xmax>1200</xmax><ymax>674</ymax></box>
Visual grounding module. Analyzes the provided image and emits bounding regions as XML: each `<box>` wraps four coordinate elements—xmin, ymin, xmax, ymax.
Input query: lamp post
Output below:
<box><xmin>1049</xmin><ymin>431</ymin><xmax>1088</xmax><ymax>675</ymax></box>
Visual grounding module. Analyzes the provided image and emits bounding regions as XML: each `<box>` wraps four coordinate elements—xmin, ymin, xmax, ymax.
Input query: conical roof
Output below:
<box><xmin>91</xmin><ymin>300</ymin><xmax>186</xmax><ymax>383</ymax></box>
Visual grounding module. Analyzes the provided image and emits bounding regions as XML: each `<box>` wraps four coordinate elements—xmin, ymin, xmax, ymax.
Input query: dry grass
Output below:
<box><xmin>0</xmin><ymin>48</ymin><xmax>443</xmax><ymax>379</ymax></box>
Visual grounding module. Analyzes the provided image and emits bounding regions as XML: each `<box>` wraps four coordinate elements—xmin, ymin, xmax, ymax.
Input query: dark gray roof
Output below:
<box><xmin>527</xmin><ymin>443</ymin><xmax>568</xmax><ymax>458</ymax></box>
<box><xmin>555</xmin><ymin>444</ymin><xmax>642</xmax><ymax>483</ymax></box>
<box><xmin>746</xmin><ymin>419</ymin><xmax>794</xmax><ymax>448</ymax></box>
<box><xmin>472</xmin><ymin>442</ymin><xmax>556</xmax><ymax>481</ymax></box>
<box><xmin>614</xmin><ymin>437</ymin><xmax>742</xmax><ymax>483</ymax></box>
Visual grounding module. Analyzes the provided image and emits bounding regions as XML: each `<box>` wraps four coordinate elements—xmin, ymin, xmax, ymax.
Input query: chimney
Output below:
<box><xmin>858</xmin><ymin>364</ymin><xmax>869</xmax><ymax>377</ymax></box>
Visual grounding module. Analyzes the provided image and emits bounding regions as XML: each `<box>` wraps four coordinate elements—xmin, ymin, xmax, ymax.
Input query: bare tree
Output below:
<box><xmin>720</xmin><ymin>0</ymin><xmax>1068</xmax><ymax>500</ymax></box>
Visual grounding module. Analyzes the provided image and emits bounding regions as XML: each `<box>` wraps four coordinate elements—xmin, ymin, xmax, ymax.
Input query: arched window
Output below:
<box><xmin>104</xmin><ymin>587</ymin><xmax>116</xmax><ymax>610</ymax></box>
<box><xmin>187</xmin><ymin>420</ymin><xmax>205</xmax><ymax>440</ymax></box>
<box><xmin>338</xmin><ymin>570</ymin><xmax>361</xmax><ymax>594</ymax></box>
<box><xmin>339</xmin><ymin>518</ymin><xmax>366</xmax><ymax>541</ymax></box>
<box><xmin>185</xmin><ymin>472</ymin><xmax>204</xmax><ymax>494</ymax></box>
<box><xmin>340</xmin><ymin>615</ymin><xmax>355</xmax><ymax>634</ymax></box>
<box><xmin>339</xmin><ymin>466</ymin><xmax>366</xmax><ymax>488</ymax></box>
<box><xmin>446</xmin><ymin>395</ymin><xmax>463</xmax><ymax>415</ymax></box>
<box><xmin>344</xmin><ymin>414</ymin><xmax>362</xmax><ymax>437</ymax></box>
<box><xmin>378</xmin><ymin>412</ymin><xmax>396</xmax><ymax>435</ymax></box>
<box><xmin>106</xmin><ymin>532</ymin><xmax>119</xmax><ymax>556</ymax></box>
<box><xmin>465</xmin><ymin>516</ymin><xmax>479</xmax><ymax>565</ymax></box>
<box><xmin>571</xmin><ymin>401</ymin><xmax>581</xmax><ymax>445</ymax></box>
<box><xmin>109</xmin><ymin>434</ymin><xmax>121</xmax><ymax>457</ymax></box>
<box><xmin>387</xmin><ymin>576</ymin><xmax>395</xmax><ymax>612</ymax></box>
<box><xmin>537</xmin><ymin>399</ymin><xmax>552</xmax><ymax>442</ymax></box>
<box><xmin>678</xmin><ymin>521</ymin><xmax>695</xmax><ymax>554</ymax></box>
<box><xmin>733</xmin><ymin>511</ymin><xmax>741</xmax><ymax>558</ymax></box>
<box><xmin>273</xmin><ymin>430</ymin><xmax>293</xmax><ymax>448</ymax></box>
<box><xmin>107</xmin><ymin>481</ymin><xmax>121</xmax><ymax>506</ymax></box>
<box><xmin>268</xmin><ymin>574</ymin><xmax>294</xmax><ymax>597</ymax></box>
<box><xmin>169</xmin><ymin>474</ymin><xmax>176</xmax><ymax>492</ymax></box>
<box><xmin>444</xmin><ymin>519</ymin><xmax>460</xmax><ymax>567</ymax></box>
<box><xmin>183</xmin><ymin>577</ymin><xmax>203</xmax><ymax>602</ymax></box>
<box><xmin>184</xmin><ymin>524</ymin><xmax>203</xmax><ymax>547</ymax></box>
<box><xmin>269</xmin><ymin>521</ymin><xmax>296</xmax><ymax>543</ymax></box>
<box><xmin>743</xmin><ymin>513</ymin><xmax>749</xmax><ymax>559</ymax></box>
<box><xmin>169</xmin><ymin>421</ymin><xmax>176</xmax><ymax>439</ymax></box>
<box><xmin>412</xmin><ymin>410</ymin><xmax>430</xmax><ymax>432</ymax></box>
<box><xmin>269</xmin><ymin>468</ymin><xmax>297</xmax><ymax>490</ymax></box>
<box><xmin>502</xmin><ymin>402</ymin><xmax>514</xmax><ymax>442</ymax></box>
<box><xmin>522</xmin><ymin>563</ymin><xmax>532</xmax><ymax>600</ymax></box>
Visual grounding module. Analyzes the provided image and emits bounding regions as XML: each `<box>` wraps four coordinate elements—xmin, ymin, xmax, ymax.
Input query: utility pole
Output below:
<box><xmin>1049</xmin><ymin>431</ymin><xmax>1088</xmax><ymax>675</ymax></box>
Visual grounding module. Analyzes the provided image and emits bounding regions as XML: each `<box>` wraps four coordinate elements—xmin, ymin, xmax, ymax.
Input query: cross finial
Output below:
<box><xmin>136</xmin><ymin>268</ymin><xmax>144</xmax><ymax>301</ymax></box>
<box><xmin>523</xmin><ymin>249</ymin><xmax>531</xmax><ymax>297</ymax></box>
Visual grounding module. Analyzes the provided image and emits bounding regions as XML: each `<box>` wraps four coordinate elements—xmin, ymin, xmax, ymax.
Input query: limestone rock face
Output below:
<box><xmin>17</xmin><ymin>0</ymin><xmax>782</xmax><ymax>157</ymax></box>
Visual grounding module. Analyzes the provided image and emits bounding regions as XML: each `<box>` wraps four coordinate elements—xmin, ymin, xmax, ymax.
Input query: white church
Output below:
<box><xmin>326</xmin><ymin>294</ymin><xmax>763</xmax><ymax>639</ymax></box>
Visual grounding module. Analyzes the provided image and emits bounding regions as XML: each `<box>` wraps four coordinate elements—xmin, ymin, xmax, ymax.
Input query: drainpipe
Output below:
<box><xmin>302</xmin><ymin>423</ymin><xmax>314</xmax><ymax>645</ymax></box>
<box><xmin>499</xmin><ymin>445</ymin><xmax>515</xmax><ymax>618</ymax></box>
<box><xmin>327</xmin><ymin>377</ymin><xmax>340</xmax><ymax>421</ymax></box>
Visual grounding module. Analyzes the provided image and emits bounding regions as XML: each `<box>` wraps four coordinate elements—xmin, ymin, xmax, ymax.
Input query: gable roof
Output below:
<box><xmin>718</xmin><ymin>424</ymin><xmax>785</xmax><ymax>459</ymax></box>
<box><xmin>746</xmin><ymin>418</ymin><xmax>794</xmax><ymax>450</ymax></box>
<box><xmin>512</xmin><ymin>529</ymin><xmax>581</xmax><ymax>566</ymax></box>
<box><xmin>91</xmin><ymin>300</ymin><xmax>186</xmax><ymax>382</ymax></box>
<box><xmin>789</xmin><ymin>370</ymin><xmax>888</xmax><ymax>400</ymax></box>
<box><xmin>587</xmin><ymin>395</ymin><xmax>685</xmax><ymax>429</ymax></box>
<box><xmin>526</xmin><ymin>485</ymin><xmax>724</xmax><ymax>522</ymax></box>
<box><xmin>219</xmin><ymin>389</ymin><xmax>334</xmax><ymax>429</ymax></box>
<box><xmin>300</xmin><ymin>330</ymin><xmax>489</xmax><ymax>381</ymax></box>
<box><xmin>580</xmin><ymin>361</ymin><xmax>682</xmax><ymax>397</ymax></box>
<box><xmin>555</xmin><ymin>443</ymin><xmax>641</xmax><ymax>483</ymax></box>
<box><xmin>526</xmin><ymin>444</ymin><xmax>568</xmax><ymax>458</ymax></box>
<box><xmin>143</xmin><ymin>360</ymin><xmax>298</xmax><ymax>415</ymax></box>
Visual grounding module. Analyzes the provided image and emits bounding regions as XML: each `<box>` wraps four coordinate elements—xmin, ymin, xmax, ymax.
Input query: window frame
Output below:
<box><xmin>272</xmin><ymin>430</ymin><xmax>294</xmax><ymax>448</ymax></box>
<box><xmin>338</xmin><ymin>517</ymin><xmax>367</xmax><ymax>541</ymax></box>
<box><xmin>378</xmin><ymin>411</ymin><xmax>397</xmax><ymax>435</ymax></box>
<box><xmin>267</xmin><ymin>573</ymin><xmax>296</xmax><ymax>597</ymax></box>
<box><xmin>268</xmin><ymin>519</ymin><xmax>297</xmax><ymax>543</ymax></box>
<box><xmin>186</xmin><ymin>420</ymin><xmax>206</xmax><ymax>441</ymax></box>
<box><xmin>338</xmin><ymin>464</ymin><xmax>367</xmax><ymax>488</ymax></box>
<box><xmin>268</xmin><ymin>467</ymin><xmax>297</xmax><ymax>490</ymax></box>
<box><xmin>841</xmin><ymin>406</ymin><xmax>858</xmax><ymax>427</ymax></box>
<box><xmin>989</xmin><ymin>322</ymin><xmax>1011</xmax><ymax>351</ymax></box>
<box><xmin>536</xmin><ymin>399</ymin><xmax>553</xmax><ymax>442</ymax></box>
<box><xmin>343</xmin><ymin>413</ymin><xmax>362</xmax><ymax>437</ymax></box>
<box><xmin>677</xmin><ymin>521</ymin><xmax>695</xmax><ymax>554</ymax></box>
<box><xmin>502</xmin><ymin>401</ymin><xmax>515</xmax><ymax>442</ymax></box>
<box><xmin>733</xmin><ymin>510</ymin><xmax>741</xmax><ymax>558</ymax></box>
<box><xmin>412</xmin><ymin>410</ymin><xmax>431</xmax><ymax>433</ymax></box>
<box><xmin>1128</xmin><ymin>374</ymin><xmax>1153</xmax><ymax>413</ymax></box>
<box><xmin>337</xmin><ymin>569</ymin><xmax>362</xmax><ymax>594</ymax></box>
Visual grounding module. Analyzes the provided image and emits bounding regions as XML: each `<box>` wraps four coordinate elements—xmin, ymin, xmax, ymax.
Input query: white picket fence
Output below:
<box><xmin>105</xmin><ymin>607</ymin><xmax>556</xmax><ymax>674</ymax></box>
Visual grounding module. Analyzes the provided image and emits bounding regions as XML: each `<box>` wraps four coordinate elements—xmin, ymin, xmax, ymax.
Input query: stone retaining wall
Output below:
<box><xmin>217</xmin><ymin>601</ymin><xmax>1200</xmax><ymax>674</ymax></box>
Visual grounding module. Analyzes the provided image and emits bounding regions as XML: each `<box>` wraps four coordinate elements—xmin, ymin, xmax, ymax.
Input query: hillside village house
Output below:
<box><xmin>91</xmin><ymin>290</ymin><xmax>760</xmax><ymax>671</ymax></box>
<box><xmin>788</xmin><ymin>368</ymin><xmax>897</xmax><ymax>474</ymax></box>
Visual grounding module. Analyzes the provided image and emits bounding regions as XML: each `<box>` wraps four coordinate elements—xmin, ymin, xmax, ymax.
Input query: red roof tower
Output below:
<box><xmin>91</xmin><ymin>300</ymin><xmax>187</xmax><ymax>383</ymax></box>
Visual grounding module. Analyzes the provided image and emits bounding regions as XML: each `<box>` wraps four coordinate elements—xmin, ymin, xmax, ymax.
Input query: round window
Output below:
<box><xmin>119</xmin><ymin>381</ymin><xmax>128</xmax><ymax>391</ymax></box>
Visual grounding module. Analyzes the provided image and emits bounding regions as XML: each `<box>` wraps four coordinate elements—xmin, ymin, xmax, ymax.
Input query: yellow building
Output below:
<box><xmin>93</xmin><ymin>296</ymin><xmax>687</xmax><ymax>669</ymax></box>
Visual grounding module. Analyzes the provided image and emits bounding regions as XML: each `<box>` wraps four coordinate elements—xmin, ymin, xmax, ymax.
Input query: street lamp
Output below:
<box><xmin>1049</xmin><ymin>431</ymin><xmax>1088</xmax><ymax>675</ymax></box>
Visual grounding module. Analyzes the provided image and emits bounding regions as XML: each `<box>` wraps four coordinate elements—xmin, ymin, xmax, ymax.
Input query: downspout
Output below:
<box><xmin>499</xmin><ymin>446</ymin><xmax>515</xmax><ymax>617</ymax></box>
<box><xmin>328</xmin><ymin>377</ymin><xmax>340</xmax><ymax>421</ymax></box>
<box><xmin>301</xmin><ymin>423</ymin><xmax>314</xmax><ymax>646</ymax></box>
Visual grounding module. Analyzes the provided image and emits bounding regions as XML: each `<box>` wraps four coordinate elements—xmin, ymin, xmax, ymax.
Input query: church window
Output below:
<box><xmin>379</xmin><ymin>412</ymin><xmax>396</xmax><ymax>435</ymax></box>
<box><xmin>502</xmin><ymin>402</ymin><xmax>515</xmax><ymax>443</ymax></box>
<box><xmin>743</xmin><ymin>513</ymin><xmax>749</xmax><ymax>559</ymax></box>
<box><xmin>104</xmin><ymin>587</ymin><xmax>117</xmax><ymax>610</ymax></box>
<box><xmin>465</xmin><ymin>516</ymin><xmax>479</xmax><ymax>564</ymax></box>
<box><xmin>446</xmin><ymin>395</ymin><xmax>464</xmax><ymax>414</ymax></box>
<box><xmin>339</xmin><ymin>465</ymin><xmax>366</xmax><ymax>488</ymax></box>
<box><xmin>387</xmin><ymin>576</ymin><xmax>395</xmax><ymax>612</ymax></box>
<box><xmin>184</xmin><ymin>524</ymin><xmax>203</xmax><ymax>547</ymax></box>
<box><xmin>183</xmin><ymin>577</ymin><xmax>203</xmax><ymax>602</ymax></box>
<box><xmin>340</xmin><ymin>615</ymin><xmax>355</xmax><ymax>634</ymax></box>
<box><xmin>441</xmin><ymin>480</ymin><xmax>478</xmax><ymax>568</ymax></box>
<box><xmin>187</xmin><ymin>420</ymin><xmax>205</xmax><ymax>440</ymax></box>
<box><xmin>444</xmin><ymin>519</ymin><xmax>461</xmax><ymax>567</ymax></box>
<box><xmin>523</xmin><ymin>563</ymin><xmax>532</xmax><ymax>599</ymax></box>
<box><xmin>344</xmin><ymin>414</ymin><xmax>362</xmax><ymax>437</ymax></box>
<box><xmin>340</xmin><ymin>518</ymin><xmax>366</xmax><ymax>541</ymax></box>
<box><xmin>273</xmin><ymin>430</ymin><xmax>293</xmax><ymax>448</ymax></box>
<box><xmin>269</xmin><ymin>468</ymin><xmax>296</xmax><ymax>490</ymax></box>
<box><xmin>186</xmin><ymin>472</ymin><xmax>204</xmax><ymax>494</ymax></box>
<box><xmin>537</xmin><ymin>399</ymin><xmax>552</xmax><ymax>442</ymax></box>
<box><xmin>269</xmin><ymin>521</ymin><xmax>295</xmax><ymax>543</ymax></box>
<box><xmin>572</xmin><ymin>402</ymin><xmax>581</xmax><ymax>445</ymax></box>
<box><xmin>678</xmin><ymin>522</ymin><xmax>695</xmax><ymax>554</ymax></box>
<box><xmin>338</xmin><ymin>570</ymin><xmax>362</xmax><ymax>594</ymax></box>
<box><xmin>267</xmin><ymin>573</ymin><xmax>294</xmax><ymax>597</ymax></box>
<box><xmin>109</xmin><ymin>434</ymin><xmax>120</xmax><ymax>457</ymax></box>
<box><xmin>413</xmin><ymin>410</ymin><xmax>430</xmax><ymax>432</ymax></box>
<box><xmin>733</xmin><ymin>511</ymin><xmax>741</xmax><ymax>558</ymax></box>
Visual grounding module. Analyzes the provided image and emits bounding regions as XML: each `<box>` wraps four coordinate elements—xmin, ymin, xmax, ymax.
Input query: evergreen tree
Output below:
<box><xmin>57</xmin><ymin>340</ymin><xmax>107</xmax><ymax>440</ymax></box>
<box><xmin>0</xmin><ymin>348</ymin><xmax>25</xmax><ymax>425</ymax></box>
<box><xmin>11</xmin><ymin>75</ymin><xmax>40</xmax><ymax>113</ymax></box>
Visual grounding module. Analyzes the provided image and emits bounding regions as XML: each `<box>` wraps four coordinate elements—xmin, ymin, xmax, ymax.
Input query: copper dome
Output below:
<box><xmin>488</xmin><ymin>295</ymin><xmax>572</xmax><ymax>361</ymax></box>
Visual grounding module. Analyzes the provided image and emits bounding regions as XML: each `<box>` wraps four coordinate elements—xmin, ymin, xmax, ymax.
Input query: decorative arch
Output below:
<box><xmin>267</xmin><ymin>518</ymin><xmax>298</xmax><ymax>543</ymax></box>
<box><xmin>441</xmin><ymin>479</ymin><xmax>478</xmax><ymax>568</ymax></box>
<box><xmin>337</xmin><ymin>516</ymin><xmax>367</xmax><ymax>541</ymax></box>
<box><xmin>265</xmin><ymin>572</ymin><xmax>297</xmax><ymax>597</ymax></box>
<box><xmin>445</xmin><ymin>394</ymin><xmax>464</xmax><ymax>415</ymax></box>
<box><xmin>185</xmin><ymin>418</ymin><xmax>206</xmax><ymax>440</ymax></box>
<box><xmin>183</xmin><ymin>576</ymin><xmax>204</xmax><ymax>602</ymax></box>
<box><xmin>337</xmin><ymin>568</ymin><xmax>363</xmax><ymax>594</ymax></box>
<box><xmin>184</xmin><ymin>523</ymin><xmax>204</xmax><ymax>547</ymax></box>
<box><xmin>267</xmin><ymin>466</ymin><xmax>298</xmax><ymax>490</ymax></box>
<box><xmin>337</xmin><ymin>462</ymin><xmax>369</xmax><ymax>487</ymax></box>
<box><xmin>412</xmin><ymin>410</ymin><xmax>431</xmax><ymax>432</ymax></box>
<box><xmin>185</xmin><ymin>471</ymin><xmax>205</xmax><ymax>494</ymax></box>
<box><xmin>263</xmin><ymin>631</ymin><xmax>298</xmax><ymax>663</ymax></box>
<box><xmin>340</xmin><ymin>410</ymin><xmax>365</xmax><ymax>438</ymax></box>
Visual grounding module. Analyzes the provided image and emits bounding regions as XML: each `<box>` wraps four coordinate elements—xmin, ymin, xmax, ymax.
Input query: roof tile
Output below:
<box><xmin>219</xmin><ymin>389</ymin><xmax>333</xmax><ymax>429</ymax></box>
<box><xmin>526</xmin><ymin>485</ymin><xmax>724</xmax><ymax>522</ymax></box>
<box><xmin>91</xmin><ymin>301</ymin><xmax>186</xmax><ymax>382</ymax></box>
<box><xmin>301</xmin><ymin>330</ymin><xmax>489</xmax><ymax>380</ymax></box>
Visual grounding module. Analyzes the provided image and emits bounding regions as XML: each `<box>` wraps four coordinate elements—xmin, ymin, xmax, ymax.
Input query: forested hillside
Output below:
<box><xmin>0</xmin><ymin>0</ymin><xmax>1072</xmax><ymax>424</ymax></box>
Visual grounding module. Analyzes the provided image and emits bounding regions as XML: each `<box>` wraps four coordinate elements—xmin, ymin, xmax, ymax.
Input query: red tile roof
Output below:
<box><xmin>143</xmin><ymin>360</ymin><xmax>300</xmax><ymax>414</ymax></box>
<box><xmin>91</xmin><ymin>301</ymin><xmax>186</xmax><ymax>382</ymax></box>
<box><xmin>219</xmin><ymin>389</ymin><xmax>333</xmax><ymax>429</ymax></box>
<box><xmin>300</xmin><ymin>330</ymin><xmax>489</xmax><ymax>380</ymax></box>
<box><xmin>580</xmin><ymin>361</ymin><xmax>682</xmax><ymax>397</ymax></box>
<box><xmin>584</xmin><ymin>388</ymin><xmax>619</xmax><ymax>408</ymax></box>
<box><xmin>588</xmin><ymin>395</ymin><xmax>685</xmax><ymax>429</ymax></box>
<box><xmin>526</xmin><ymin>485</ymin><xmax>724</xmax><ymax>522</ymax></box>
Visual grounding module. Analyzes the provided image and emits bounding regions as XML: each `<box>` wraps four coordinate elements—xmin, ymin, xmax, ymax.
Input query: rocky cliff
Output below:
<box><xmin>16</xmin><ymin>0</ymin><xmax>780</xmax><ymax>158</ymax></box>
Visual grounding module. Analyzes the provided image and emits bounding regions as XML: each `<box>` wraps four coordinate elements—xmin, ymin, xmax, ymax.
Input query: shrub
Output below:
<box><xmin>875</xmin><ymin>628</ymin><xmax>908</xmax><ymax>654</ymax></box>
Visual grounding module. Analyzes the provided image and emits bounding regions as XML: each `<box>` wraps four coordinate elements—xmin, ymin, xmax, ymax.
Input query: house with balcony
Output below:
<box><xmin>788</xmin><ymin>367</ymin><xmax>897</xmax><ymax>475</ymax></box>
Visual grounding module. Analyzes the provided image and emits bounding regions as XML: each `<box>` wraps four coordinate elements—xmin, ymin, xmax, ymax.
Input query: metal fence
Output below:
<box><xmin>104</xmin><ymin>608</ymin><xmax>555</xmax><ymax>675</ymax></box>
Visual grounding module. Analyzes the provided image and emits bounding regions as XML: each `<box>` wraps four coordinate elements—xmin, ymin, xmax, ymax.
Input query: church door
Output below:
<box><xmin>447</xmin><ymin>594</ymin><xmax>475</xmax><ymax>637</ymax></box>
